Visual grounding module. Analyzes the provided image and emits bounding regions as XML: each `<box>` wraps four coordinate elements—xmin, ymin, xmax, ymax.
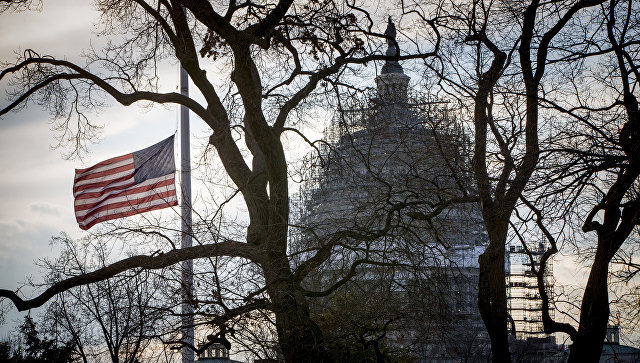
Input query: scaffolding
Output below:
<box><xmin>292</xmin><ymin>91</ymin><xmax>468</xmax><ymax>228</ymax></box>
<box><xmin>290</xmin><ymin>87</ymin><xmax>491</xmax><ymax>361</ymax></box>
<box><xmin>506</xmin><ymin>243</ymin><xmax>555</xmax><ymax>341</ymax></box>
<box><xmin>291</xmin><ymin>88</ymin><xmax>555</xmax><ymax>347</ymax></box>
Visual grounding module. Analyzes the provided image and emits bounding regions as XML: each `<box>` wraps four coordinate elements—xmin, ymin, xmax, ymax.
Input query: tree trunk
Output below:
<box><xmin>272</xmin><ymin>291</ymin><xmax>328</xmax><ymax>362</ymax></box>
<box><xmin>567</xmin><ymin>241</ymin><xmax>611</xmax><ymax>363</ymax></box>
<box><xmin>262</xmin><ymin>253</ymin><xmax>330</xmax><ymax>362</ymax></box>
<box><xmin>477</xmin><ymin>217</ymin><xmax>511</xmax><ymax>362</ymax></box>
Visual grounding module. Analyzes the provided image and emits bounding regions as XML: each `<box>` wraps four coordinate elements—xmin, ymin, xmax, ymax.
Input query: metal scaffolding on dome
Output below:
<box><xmin>290</xmin><ymin>20</ymin><xmax>491</xmax><ymax>361</ymax></box>
<box><xmin>290</xmin><ymin>85</ymin><xmax>491</xmax><ymax>360</ymax></box>
<box><xmin>292</xmin><ymin>17</ymin><xmax>556</xmax><ymax>360</ymax></box>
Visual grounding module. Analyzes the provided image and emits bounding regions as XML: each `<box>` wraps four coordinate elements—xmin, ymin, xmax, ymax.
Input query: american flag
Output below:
<box><xmin>73</xmin><ymin>136</ymin><xmax>178</xmax><ymax>230</ymax></box>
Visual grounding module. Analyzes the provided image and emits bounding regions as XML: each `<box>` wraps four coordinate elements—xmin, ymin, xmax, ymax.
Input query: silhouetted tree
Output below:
<box><xmin>40</xmin><ymin>235</ymin><xmax>171</xmax><ymax>363</ymax></box>
<box><xmin>402</xmin><ymin>0</ymin><xmax>609</xmax><ymax>359</ymax></box>
<box><xmin>1</xmin><ymin>316</ymin><xmax>76</xmax><ymax>363</ymax></box>
<box><xmin>513</xmin><ymin>0</ymin><xmax>640</xmax><ymax>360</ymax></box>
<box><xmin>0</xmin><ymin>1</ymin><xmax>437</xmax><ymax>360</ymax></box>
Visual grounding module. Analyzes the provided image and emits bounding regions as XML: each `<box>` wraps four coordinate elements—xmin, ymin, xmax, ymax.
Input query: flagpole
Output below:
<box><xmin>180</xmin><ymin>65</ymin><xmax>194</xmax><ymax>363</ymax></box>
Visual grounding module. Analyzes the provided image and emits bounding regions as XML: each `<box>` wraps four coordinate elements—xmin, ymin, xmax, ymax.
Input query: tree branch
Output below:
<box><xmin>0</xmin><ymin>241</ymin><xmax>256</xmax><ymax>311</ymax></box>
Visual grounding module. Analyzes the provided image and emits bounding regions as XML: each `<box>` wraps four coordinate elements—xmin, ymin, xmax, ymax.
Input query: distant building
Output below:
<box><xmin>292</xmin><ymin>17</ymin><xmax>562</xmax><ymax>361</ymax></box>
<box><xmin>197</xmin><ymin>338</ymin><xmax>243</xmax><ymax>363</ymax></box>
<box><xmin>294</xmin><ymin>18</ymin><xmax>491</xmax><ymax>362</ymax></box>
<box><xmin>599</xmin><ymin>326</ymin><xmax>640</xmax><ymax>362</ymax></box>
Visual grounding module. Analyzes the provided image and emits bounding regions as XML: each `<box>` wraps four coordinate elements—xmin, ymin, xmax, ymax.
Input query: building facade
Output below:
<box><xmin>293</xmin><ymin>19</ymin><xmax>493</xmax><ymax>362</ymax></box>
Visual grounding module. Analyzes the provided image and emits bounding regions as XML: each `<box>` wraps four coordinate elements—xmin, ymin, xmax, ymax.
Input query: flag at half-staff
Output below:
<box><xmin>73</xmin><ymin>135</ymin><xmax>177</xmax><ymax>230</ymax></box>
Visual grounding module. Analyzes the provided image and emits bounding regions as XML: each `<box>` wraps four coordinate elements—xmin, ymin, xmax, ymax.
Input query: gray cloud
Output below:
<box><xmin>29</xmin><ymin>203</ymin><xmax>60</xmax><ymax>216</ymax></box>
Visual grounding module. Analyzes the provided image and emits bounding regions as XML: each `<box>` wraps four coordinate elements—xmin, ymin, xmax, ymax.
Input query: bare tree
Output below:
<box><xmin>39</xmin><ymin>235</ymin><xmax>172</xmax><ymax>363</ymax></box>
<box><xmin>511</xmin><ymin>0</ymin><xmax>640</xmax><ymax>360</ymax></box>
<box><xmin>401</xmin><ymin>0</ymin><xmax>609</xmax><ymax>359</ymax></box>
<box><xmin>0</xmin><ymin>0</ymin><xmax>438</xmax><ymax>360</ymax></box>
<box><xmin>289</xmin><ymin>52</ymin><xmax>489</xmax><ymax>358</ymax></box>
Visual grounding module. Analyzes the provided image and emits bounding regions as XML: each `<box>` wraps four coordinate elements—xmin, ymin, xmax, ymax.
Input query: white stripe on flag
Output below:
<box><xmin>78</xmin><ymin>195</ymin><xmax>178</xmax><ymax>228</ymax></box>
<box><xmin>73</xmin><ymin>167</ymin><xmax>135</xmax><ymax>189</ymax></box>
<box><xmin>75</xmin><ymin>175</ymin><xmax>175</xmax><ymax>207</ymax></box>
<box><xmin>75</xmin><ymin>181</ymin><xmax>176</xmax><ymax>217</ymax></box>
<box><xmin>74</xmin><ymin>158</ymin><xmax>134</xmax><ymax>180</ymax></box>
<box><xmin>74</xmin><ymin>177</ymin><xmax>136</xmax><ymax>197</ymax></box>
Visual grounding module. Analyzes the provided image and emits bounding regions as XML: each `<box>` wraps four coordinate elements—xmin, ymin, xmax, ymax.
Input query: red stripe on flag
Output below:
<box><xmin>78</xmin><ymin>199</ymin><xmax>178</xmax><ymax>230</ymax></box>
<box><xmin>74</xmin><ymin>181</ymin><xmax>137</xmax><ymax>200</ymax></box>
<box><xmin>75</xmin><ymin>189</ymin><xmax>177</xmax><ymax>224</ymax></box>
<box><xmin>74</xmin><ymin>177</ymin><xmax>176</xmax><ymax>212</ymax></box>
<box><xmin>73</xmin><ymin>174</ymin><xmax>135</xmax><ymax>196</ymax></box>
<box><xmin>75</xmin><ymin>154</ymin><xmax>133</xmax><ymax>174</ymax></box>
<box><xmin>74</xmin><ymin>163</ymin><xmax>135</xmax><ymax>184</ymax></box>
